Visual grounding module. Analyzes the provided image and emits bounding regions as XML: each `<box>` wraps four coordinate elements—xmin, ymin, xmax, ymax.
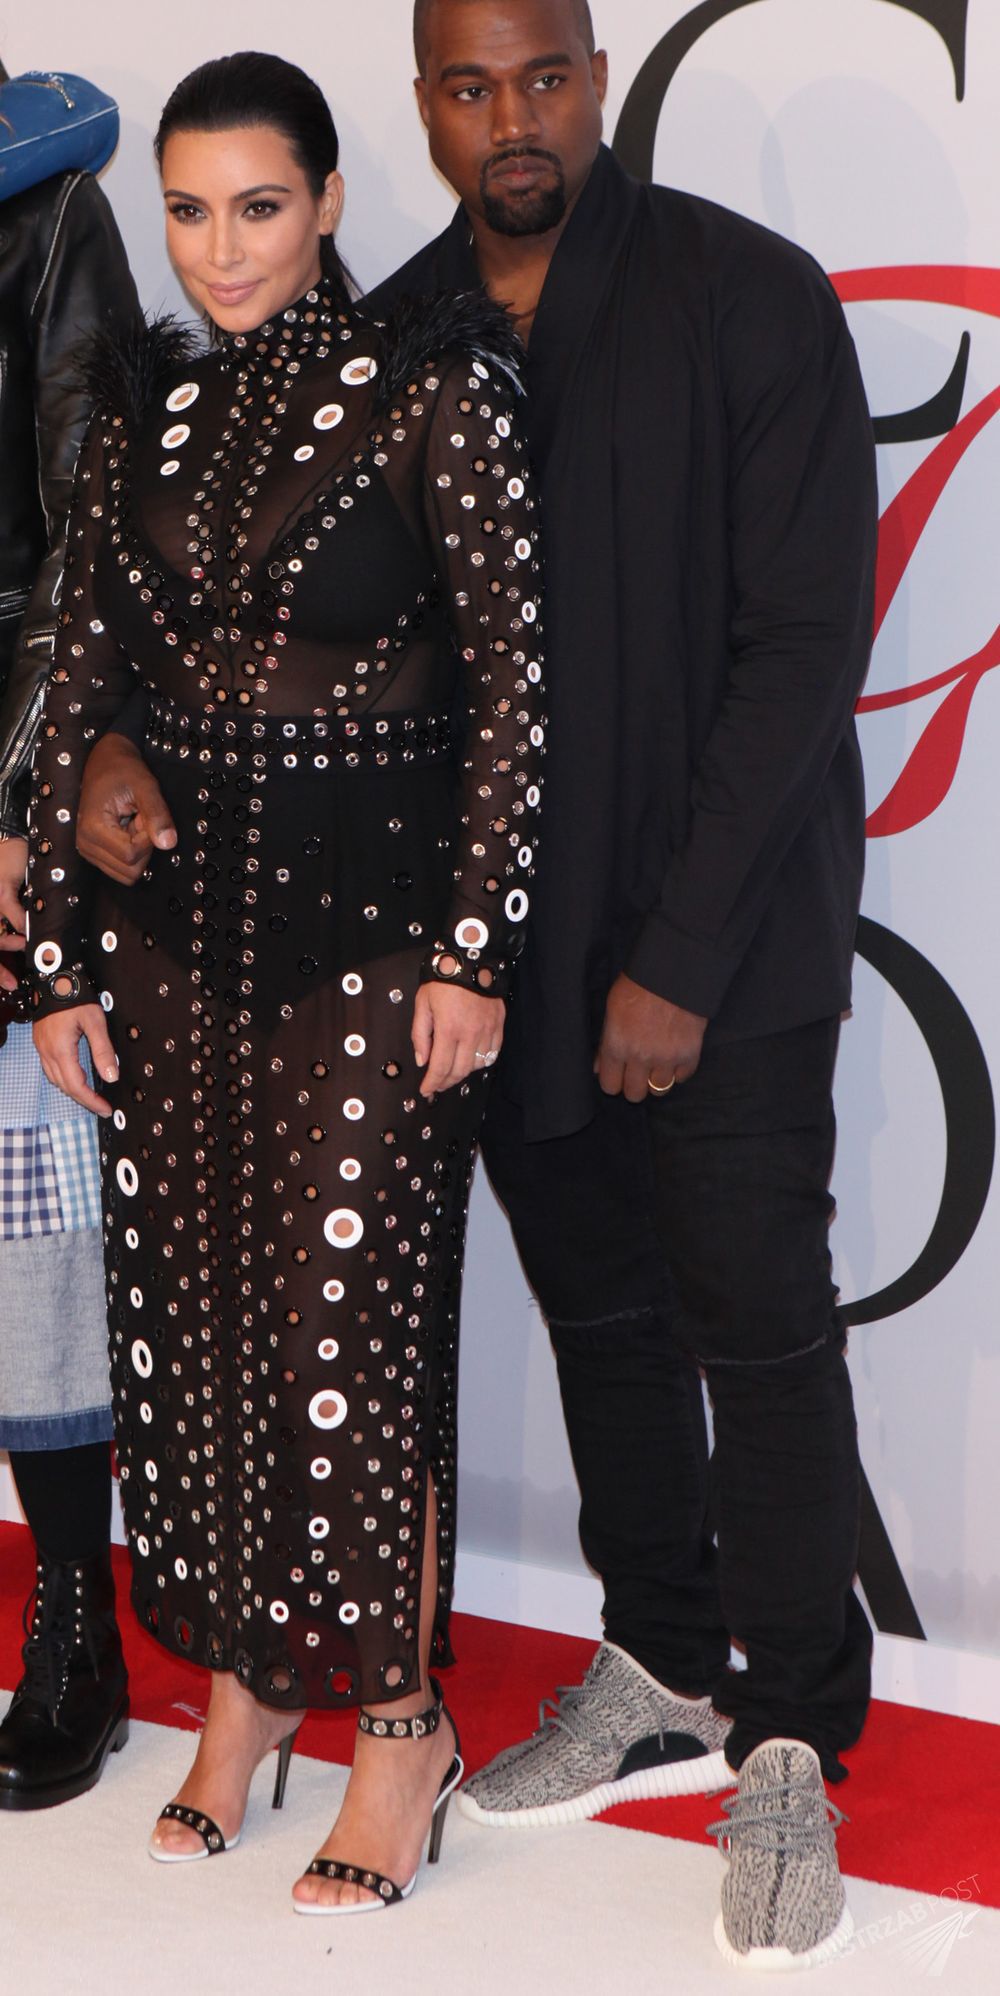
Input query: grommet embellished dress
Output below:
<box><xmin>26</xmin><ymin>285</ymin><xmax>544</xmax><ymax>1709</ymax></box>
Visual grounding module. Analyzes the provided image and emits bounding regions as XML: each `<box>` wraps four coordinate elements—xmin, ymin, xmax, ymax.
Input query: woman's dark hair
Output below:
<box><xmin>154</xmin><ymin>51</ymin><xmax>352</xmax><ymax>301</ymax></box>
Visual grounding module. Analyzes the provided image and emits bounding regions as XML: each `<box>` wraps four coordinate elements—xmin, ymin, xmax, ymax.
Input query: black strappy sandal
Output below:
<box><xmin>294</xmin><ymin>1678</ymin><xmax>464</xmax><ymax>1915</ymax></box>
<box><xmin>149</xmin><ymin>1728</ymin><xmax>297</xmax><ymax>1863</ymax></box>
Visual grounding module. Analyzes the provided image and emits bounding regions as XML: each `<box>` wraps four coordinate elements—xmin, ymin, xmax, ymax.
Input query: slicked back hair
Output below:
<box><xmin>414</xmin><ymin>0</ymin><xmax>596</xmax><ymax>77</ymax></box>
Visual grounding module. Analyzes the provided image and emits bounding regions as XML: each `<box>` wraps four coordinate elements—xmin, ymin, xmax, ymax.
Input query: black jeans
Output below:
<box><xmin>480</xmin><ymin>1017</ymin><xmax>872</xmax><ymax>1781</ymax></box>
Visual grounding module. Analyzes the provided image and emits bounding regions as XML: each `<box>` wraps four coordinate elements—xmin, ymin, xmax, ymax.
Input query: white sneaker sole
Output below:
<box><xmin>457</xmin><ymin>1746</ymin><xmax>732</xmax><ymax>1828</ymax></box>
<box><xmin>713</xmin><ymin>1901</ymin><xmax>855</xmax><ymax>1972</ymax></box>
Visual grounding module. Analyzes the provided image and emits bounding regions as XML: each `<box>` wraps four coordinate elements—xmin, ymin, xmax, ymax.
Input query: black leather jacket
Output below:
<box><xmin>0</xmin><ymin>169</ymin><xmax>139</xmax><ymax>837</ymax></box>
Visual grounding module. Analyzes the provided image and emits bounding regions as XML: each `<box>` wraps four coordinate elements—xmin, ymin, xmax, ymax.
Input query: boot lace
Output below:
<box><xmin>18</xmin><ymin>1564</ymin><xmax>95</xmax><ymax>1722</ymax></box>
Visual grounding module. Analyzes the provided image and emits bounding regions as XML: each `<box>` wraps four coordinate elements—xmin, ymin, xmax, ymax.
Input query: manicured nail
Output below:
<box><xmin>104</xmin><ymin>1065</ymin><xmax>118</xmax><ymax>1082</ymax></box>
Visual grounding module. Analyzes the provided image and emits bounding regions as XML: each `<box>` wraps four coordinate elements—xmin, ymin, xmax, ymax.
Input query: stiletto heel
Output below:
<box><xmin>149</xmin><ymin>1721</ymin><xmax>301</xmax><ymax>1863</ymax></box>
<box><xmin>295</xmin><ymin>1677</ymin><xmax>464</xmax><ymax>1915</ymax></box>
<box><xmin>272</xmin><ymin>1729</ymin><xmax>295</xmax><ymax>1810</ymax></box>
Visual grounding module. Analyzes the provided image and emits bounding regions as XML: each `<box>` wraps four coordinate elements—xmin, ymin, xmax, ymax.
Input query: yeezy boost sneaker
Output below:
<box><xmin>708</xmin><ymin>1738</ymin><xmax>854</xmax><ymax>1970</ymax></box>
<box><xmin>458</xmin><ymin>1641</ymin><xmax>731</xmax><ymax>1827</ymax></box>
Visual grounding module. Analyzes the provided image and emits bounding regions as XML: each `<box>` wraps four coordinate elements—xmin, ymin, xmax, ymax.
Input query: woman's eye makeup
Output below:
<box><xmin>166</xmin><ymin>199</ymin><xmax>282</xmax><ymax>222</ymax></box>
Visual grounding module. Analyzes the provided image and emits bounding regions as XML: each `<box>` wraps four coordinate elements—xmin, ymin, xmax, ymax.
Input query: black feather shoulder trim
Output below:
<box><xmin>367</xmin><ymin>289</ymin><xmax>525</xmax><ymax>411</ymax></box>
<box><xmin>76</xmin><ymin>315</ymin><xmax>204</xmax><ymax>427</ymax></box>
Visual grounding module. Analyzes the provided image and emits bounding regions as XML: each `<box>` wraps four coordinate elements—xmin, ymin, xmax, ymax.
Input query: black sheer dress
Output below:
<box><xmin>26</xmin><ymin>284</ymin><xmax>544</xmax><ymax>1709</ymax></box>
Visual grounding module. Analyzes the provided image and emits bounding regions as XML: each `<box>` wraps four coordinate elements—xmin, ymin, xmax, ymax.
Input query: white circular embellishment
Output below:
<box><xmin>144</xmin><ymin>1460</ymin><xmax>158</xmax><ymax>1483</ymax></box>
<box><xmin>341</xmin><ymin>972</ymin><xmax>364</xmax><ymax>995</ymax></box>
<box><xmin>269</xmin><ymin>1601</ymin><xmax>290</xmax><ymax>1624</ymax></box>
<box><xmin>527</xmin><ymin>661</ymin><xmax>542</xmax><ymax>682</ymax></box>
<box><xmin>101</xmin><ymin>931</ymin><xmax>118</xmax><ymax>953</ymax></box>
<box><xmin>310</xmin><ymin>1457</ymin><xmax>333</xmax><ymax>1481</ymax></box>
<box><xmin>518</xmin><ymin>844</ymin><xmax>533</xmax><ymax>868</ymax></box>
<box><xmin>472</xmin><ymin>361</ymin><xmax>489</xmax><ymax>380</ymax></box>
<box><xmin>496</xmin><ymin>416</ymin><xmax>511</xmax><ymax>437</ymax></box>
<box><xmin>161</xmin><ymin>423</ymin><xmax>190</xmax><ymax>449</ymax></box>
<box><xmin>136</xmin><ymin>1535</ymin><xmax>149</xmax><ymax>1557</ymax></box>
<box><xmin>113</xmin><ymin>1110</ymin><xmax>126</xmax><ymax>1132</ymax></box>
<box><xmin>294</xmin><ymin>443</ymin><xmax>315</xmax><ymax>461</ymax></box>
<box><xmin>131</xmin><ymin>1339</ymin><xmax>153</xmax><ymax>1378</ymax></box>
<box><xmin>339</xmin><ymin>1159</ymin><xmax>361</xmax><ymax>1181</ymax></box>
<box><xmin>313</xmin><ymin>403</ymin><xmax>344</xmax><ymax>431</ymax></box>
<box><xmin>324</xmin><ymin>1208</ymin><xmax>364</xmax><ymax>1249</ymax></box>
<box><xmin>522</xmin><ymin>600</ymin><xmax>537</xmax><ymax>623</ymax></box>
<box><xmin>33</xmin><ymin>941</ymin><xmax>62</xmax><ymax>974</ymax></box>
<box><xmin>506</xmin><ymin>888</ymin><xmax>529</xmax><ymax>923</ymax></box>
<box><xmin>322</xmin><ymin>1278</ymin><xmax>345</xmax><ymax>1303</ymax></box>
<box><xmin>174</xmin><ymin>1557</ymin><xmax>188</xmax><ymax>1582</ymax></box>
<box><xmin>339</xmin><ymin>1602</ymin><xmax>360</xmax><ymax>1625</ymax></box>
<box><xmin>160</xmin><ymin>459</ymin><xmax>180</xmax><ymax>478</ymax></box>
<box><xmin>343</xmin><ymin>1099</ymin><xmax>365</xmax><ymax>1121</ymax></box>
<box><xmin>117</xmin><ymin>1158</ymin><xmax>139</xmax><ymax>1197</ymax></box>
<box><xmin>318</xmin><ymin>1338</ymin><xmax>340</xmax><ymax>1361</ymax></box>
<box><xmin>309</xmin><ymin>1517</ymin><xmax>330</xmax><ymax>1540</ymax></box>
<box><xmin>166</xmin><ymin>382</ymin><xmax>199</xmax><ymax>412</ymax></box>
<box><xmin>139</xmin><ymin>1401</ymin><xmax>153</xmax><ymax>1425</ymax></box>
<box><xmin>309</xmin><ymin>1389</ymin><xmax>348</xmax><ymax>1431</ymax></box>
<box><xmin>530</xmin><ymin>724</ymin><xmax>545</xmax><ymax>746</ymax></box>
<box><xmin>508</xmin><ymin>477</ymin><xmax>525</xmax><ymax>500</ymax></box>
<box><xmin>455</xmin><ymin>917</ymin><xmax>489</xmax><ymax>951</ymax></box>
<box><xmin>100</xmin><ymin>991</ymin><xmax>114</xmax><ymax>1012</ymax></box>
<box><xmin>526</xmin><ymin>785</ymin><xmax>541</xmax><ymax>808</ymax></box>
<box><xmin>344</xmin><ymin>1034</ymin><xmax>366</xmax><ymax>1057</ymax></box>
<box><xmin>130</xmin><ymin>1286</ymin><xmax>143</xmax><ymax>1309</ymax></box>
<box><xmin>515</xmin><ymin>538</ymin><xmax>532</xmax><ymax>561</ymax></box>
<box><xmin>125</xmin><ymin>1226</ymin><xmax>139</xmax><ymax>1249</ymax></box>
<box><xmin>341</xmin><ymin>356</ymin><xmax>378</xmax><ymax>386</ymax></box>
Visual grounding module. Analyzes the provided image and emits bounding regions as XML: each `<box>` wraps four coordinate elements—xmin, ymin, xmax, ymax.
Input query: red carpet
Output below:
<box><xmin>1</xmin><ymin>1522</ymin><xmax>996</xmax><ymax>1905</ymax></box>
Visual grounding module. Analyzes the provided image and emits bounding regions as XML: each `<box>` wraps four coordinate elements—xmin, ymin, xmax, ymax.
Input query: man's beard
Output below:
<box><xmin>480</xmin><ymin>150</ymin><xmax>568</xmax><ymax>238</ymax></box>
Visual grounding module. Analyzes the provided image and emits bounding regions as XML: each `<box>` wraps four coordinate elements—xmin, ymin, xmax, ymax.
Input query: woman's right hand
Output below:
<box><xmin>33</xmin><ymin>1003</ymin><xmax>119</xmax><ymax>1118</ymax></box>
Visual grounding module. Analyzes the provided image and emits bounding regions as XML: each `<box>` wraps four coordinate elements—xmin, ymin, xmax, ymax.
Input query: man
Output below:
<box><xmin>74</xmin><ymin>0</ymin><xmax>876</xmax><ymax>1967</ymax></box>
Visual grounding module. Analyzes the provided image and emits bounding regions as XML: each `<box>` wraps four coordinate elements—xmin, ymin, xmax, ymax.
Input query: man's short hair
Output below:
<box><xmin>413</xmin><ymin>0</ymin><xmax>596</xmax><ymax>78</ymax></box>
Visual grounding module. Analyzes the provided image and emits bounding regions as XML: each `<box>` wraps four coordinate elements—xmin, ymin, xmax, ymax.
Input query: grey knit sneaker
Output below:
<box><xmin>708</xmin><ymin>1739</ymin><xmax>854</xmax><ymax>1971</ymax></box>
<box><xmin>457</xmin><ymin>1641</ymin><xmax>731</xmax><ymax>1828</ymax></box>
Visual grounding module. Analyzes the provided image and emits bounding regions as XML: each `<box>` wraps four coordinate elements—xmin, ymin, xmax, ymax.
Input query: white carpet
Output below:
<box><xmin>1</xmin><ymin>1702</ymin><xmax>996</xmax><ymax>1995</ymax></box>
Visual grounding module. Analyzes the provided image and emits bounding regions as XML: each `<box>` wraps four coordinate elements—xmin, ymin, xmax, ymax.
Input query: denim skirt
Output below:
<box><xmin>0</xmin><ymin>1023</ymin><xmax>111</xmax><ymax>1448</ymax></box>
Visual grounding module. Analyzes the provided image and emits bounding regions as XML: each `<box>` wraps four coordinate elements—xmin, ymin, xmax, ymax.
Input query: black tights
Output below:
<box><xmin>8</xmin><ymin>1443</ymin><xmax>112</xmax><ymax>1563</ymax></box>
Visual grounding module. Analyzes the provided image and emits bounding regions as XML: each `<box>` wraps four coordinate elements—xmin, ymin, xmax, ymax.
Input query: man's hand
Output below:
<box><xmin>595</xmin><ymin>973</ymin><xmax>707</xmax><ymax>1102</ymax></box>
<box><xmin>77</xmin><ymin>732</ymin><xmax>176</xmax><ymax>884</ymax></box>
<box><xmin>0</xmin><ymin>837</ymin><xmax>28</xmax><ymax>994</ymax></box>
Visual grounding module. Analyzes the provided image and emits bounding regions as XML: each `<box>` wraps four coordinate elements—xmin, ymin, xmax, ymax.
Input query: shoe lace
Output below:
<box><xmin>19</xmin><ymin>1564</ymin><xmax>93</xmax><ymax>1722</ymax></box>
<box><xmin>706</xmin><ymin>1778</ymin><xmax>848</xmax><ymax>1858</ymax></box>
<box><xmin>534</xmin><ymin>1678</ymin><xmax>668</xmax><ymax>1758</ymax></box>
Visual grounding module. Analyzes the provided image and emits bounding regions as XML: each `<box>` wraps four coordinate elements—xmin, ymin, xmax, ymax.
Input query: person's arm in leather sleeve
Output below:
<box><xmin>0</xmin><ymin>172</ymin><xmax>141</xmax><ymax>985</ymax></box>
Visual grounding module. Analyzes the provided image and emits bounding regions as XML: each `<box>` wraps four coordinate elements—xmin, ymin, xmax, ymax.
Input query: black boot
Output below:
<box><xmin>0</xmin><ymin>1546</ymin><xmax>129</xmax><ymax>1809</ymax></box>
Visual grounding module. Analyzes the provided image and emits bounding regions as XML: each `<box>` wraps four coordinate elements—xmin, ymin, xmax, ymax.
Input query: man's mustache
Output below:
<box><xmin>483</xmin><ymin>146</ymin><xmax>562</xmax><ymax>176</ymax></box>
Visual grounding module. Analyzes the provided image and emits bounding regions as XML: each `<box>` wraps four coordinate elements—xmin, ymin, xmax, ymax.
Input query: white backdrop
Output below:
<box><xmin>2</xmin><ymin>0</ymin><xmax>998</xmax><ymax>1717</ymax></box>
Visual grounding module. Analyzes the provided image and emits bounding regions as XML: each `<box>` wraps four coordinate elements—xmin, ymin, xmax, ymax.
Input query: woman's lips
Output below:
<box><xmin>206</xmin><ymin>279</ymin><xmax>261</xmax><ymax>305</ymax></box>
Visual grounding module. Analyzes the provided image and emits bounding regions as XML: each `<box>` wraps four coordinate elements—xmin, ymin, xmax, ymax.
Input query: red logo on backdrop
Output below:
<box><xmin>831</xmin><ymin>264</ymin><xmax>1000</xmax><ymax>837</ymax></box>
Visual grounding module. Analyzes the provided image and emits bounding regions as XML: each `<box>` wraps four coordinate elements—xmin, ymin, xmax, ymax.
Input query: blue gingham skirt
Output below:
<box><xmin>0</xmin><ymin>1023</ymin><xmax>112</xmax><ymax>1448</ymax></box>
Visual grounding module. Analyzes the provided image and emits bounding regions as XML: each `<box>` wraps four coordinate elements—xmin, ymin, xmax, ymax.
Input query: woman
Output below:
<box><xmin>29</xmin><ymin>52</ymin><xmax>543</xmax><ymax>1910</ymax></box>
<box><xmin>0</xmin><ymin>59</ymin><xmax>139</xmax><ymax>1810</ymax></box>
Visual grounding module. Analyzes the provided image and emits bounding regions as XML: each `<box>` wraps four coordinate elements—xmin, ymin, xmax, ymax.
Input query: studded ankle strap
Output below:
<box><xmin>358</xmin><ymin>1676</ymin><xmax>443</xmax><ymax>1741</ymax></box>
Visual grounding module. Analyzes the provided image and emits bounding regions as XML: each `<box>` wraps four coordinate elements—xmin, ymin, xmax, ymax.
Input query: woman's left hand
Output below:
<box><xmin>412</xmin><ymin>981</ymin><xmax>505</xmax><ymax>1098</ymax></box>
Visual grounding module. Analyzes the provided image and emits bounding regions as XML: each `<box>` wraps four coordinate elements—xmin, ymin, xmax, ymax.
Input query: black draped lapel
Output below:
<box><xmin>527</xmin><ymin>146</ymin><xmax>641</xmax><ymax>468</ymax></box>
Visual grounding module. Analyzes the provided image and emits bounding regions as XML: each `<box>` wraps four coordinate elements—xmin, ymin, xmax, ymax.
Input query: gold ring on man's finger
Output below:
<box><xmin>647</xmin><ymin>1075</ymin><xmax>676</xmax><ymax>1096</ymax></box>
